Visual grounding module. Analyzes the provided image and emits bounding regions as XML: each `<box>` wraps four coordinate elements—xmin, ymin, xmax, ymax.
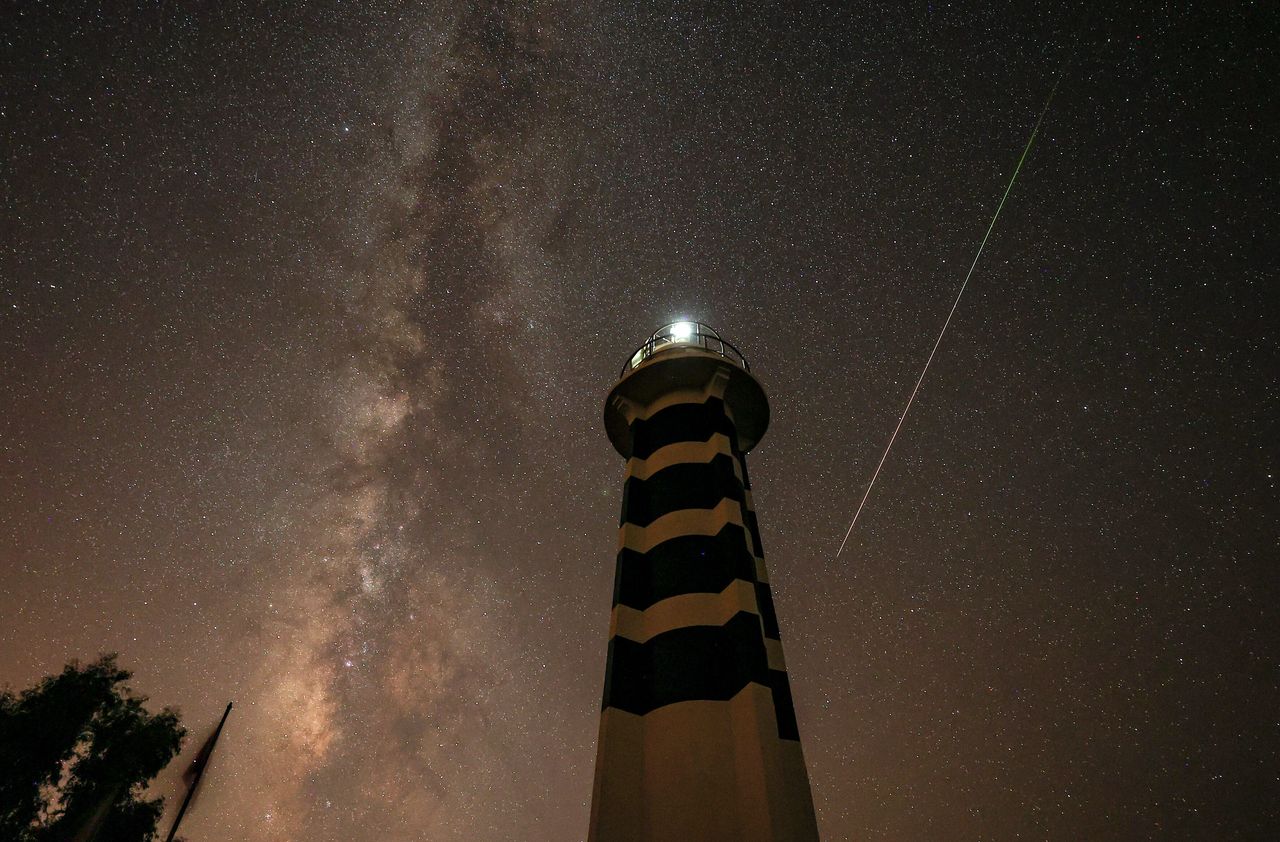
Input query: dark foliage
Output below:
<box><xmin>0</xmin><ymin>655</ymin><xmax>185</xmax><ymax>842</ymax></box>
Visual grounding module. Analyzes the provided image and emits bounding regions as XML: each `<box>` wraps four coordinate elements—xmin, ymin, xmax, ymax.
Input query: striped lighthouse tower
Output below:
<box><xmin>589</xmin><ymin>322</ymin><xmax>819</xmax><ymax>841</ymax></box>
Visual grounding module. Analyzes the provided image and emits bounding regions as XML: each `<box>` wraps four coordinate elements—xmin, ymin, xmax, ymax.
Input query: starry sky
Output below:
<box><xmin>2</xmin><ymin>2</ymin><xmax>1277</xmax><ymax>840</ymax></box>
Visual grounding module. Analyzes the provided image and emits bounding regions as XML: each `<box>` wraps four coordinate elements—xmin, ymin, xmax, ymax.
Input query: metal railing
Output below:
<box><xmin>619</xmin><ymin>321</ymin><xmax>750</xmax><ymax>377</ymax></box>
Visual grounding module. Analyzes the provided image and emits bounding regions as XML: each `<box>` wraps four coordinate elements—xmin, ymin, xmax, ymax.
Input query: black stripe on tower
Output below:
<box><xmin>735</xmin><ymin>450</ymin><xmax>753</xmax><ymax>490</ymax></box>
<box><xmin>601</xmin><ymin>611</ymin><xmax>801</xmax><ymax>740</ymax></box>
<box><xmin>628</xmin><ymin>398</ymin><xmax>737</xmax><ymax>460</ymax></box>
<box><xmin>604</xmin><ymin>611</ymin><xmax>764</xmax><ymax>713</ymax></box>
<box><xmin>768</xmin><ymin>669</ymin><xmax>801</xmax><ymax>741</ymax></box>
<box><xmin>742</xmin><ymin>506</ymin><xmax>765</xmax><ymax>556</ymax></box>
<box><xmin>755</xmin><ymin>582</ymin><xmax>781</xmax><ymax>640</ymax></box>
<box><xmin>612</xmin><ymin>522</ymin><xmax>758</xmax><ymax>610</ymax></box>
<box><xmin>620</xmin><ymin>453</ymin><xmax>744</xmax><ymax>527</ymax></box>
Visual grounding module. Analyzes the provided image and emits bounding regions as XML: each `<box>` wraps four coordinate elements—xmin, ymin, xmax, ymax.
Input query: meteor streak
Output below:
<box><xmin>835</xmin><ymin>73</ymin><xmax>1066</xmax><ymax>558</ymax></box>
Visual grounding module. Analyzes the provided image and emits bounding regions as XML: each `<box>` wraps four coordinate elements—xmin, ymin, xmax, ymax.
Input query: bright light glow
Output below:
<box><xmin>670</xmin><ymin>321</ymin><xmax>694</xmax><ymax>340</ymax></box>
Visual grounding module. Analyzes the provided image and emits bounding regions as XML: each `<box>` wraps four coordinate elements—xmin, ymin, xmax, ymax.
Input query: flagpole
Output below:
<box><xmin>164</xmin><ymin>701</ymin><xmax>232</xmax><ymax>842</ymax></box>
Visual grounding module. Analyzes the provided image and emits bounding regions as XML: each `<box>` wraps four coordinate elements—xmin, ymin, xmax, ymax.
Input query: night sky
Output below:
<box><xmin>3</xmin><ymin>3</ymin><xmax>1277</xmax><ymax>840</ymax></box>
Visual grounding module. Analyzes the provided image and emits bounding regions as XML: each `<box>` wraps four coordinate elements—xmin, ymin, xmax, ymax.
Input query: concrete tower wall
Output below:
<box><xmin>589</xmin><ymin>354</ymin><xmax>819</xmax><ymax>842</ymax></box>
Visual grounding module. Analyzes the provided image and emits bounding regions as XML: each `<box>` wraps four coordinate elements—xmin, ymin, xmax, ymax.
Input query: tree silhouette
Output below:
<box><xmin>0</xmin><ymin>655</ymin><xmax>185</xmax><ymax>842</ymax></box>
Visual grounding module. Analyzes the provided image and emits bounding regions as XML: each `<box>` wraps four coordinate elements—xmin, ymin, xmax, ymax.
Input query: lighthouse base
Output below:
<box><xmin>588</xmin><ymin>684</ymin><xmax>819</xmax><ymax>841</ymax></box>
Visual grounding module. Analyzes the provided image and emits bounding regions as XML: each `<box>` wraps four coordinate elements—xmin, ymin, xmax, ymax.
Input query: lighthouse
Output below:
<box><xmin>589</xmin><ymin>321</ymin><xmax>819</xmax><ymax>841</ymax></box>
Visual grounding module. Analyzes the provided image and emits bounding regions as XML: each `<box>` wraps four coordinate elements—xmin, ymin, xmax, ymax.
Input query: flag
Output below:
<box><xmin>180</xmin><ymin>715</ymin><xmax>222</xmax><ymax>807</ymax></box>
<box><xmin>164</xmin><ymin>702</ymin><xmax>232</xmax><ymax>842</ymax></box>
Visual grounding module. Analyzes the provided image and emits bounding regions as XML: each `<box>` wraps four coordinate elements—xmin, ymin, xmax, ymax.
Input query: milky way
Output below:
<box><xmin>241</xmin><ymin>5</ymin><xmax>596</xmax><ymax>838</ymax></box>
<box><xmin>3</xmin><ymin>4</ymin><xmax>1276</xmax><ymax>840</ymax></box>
